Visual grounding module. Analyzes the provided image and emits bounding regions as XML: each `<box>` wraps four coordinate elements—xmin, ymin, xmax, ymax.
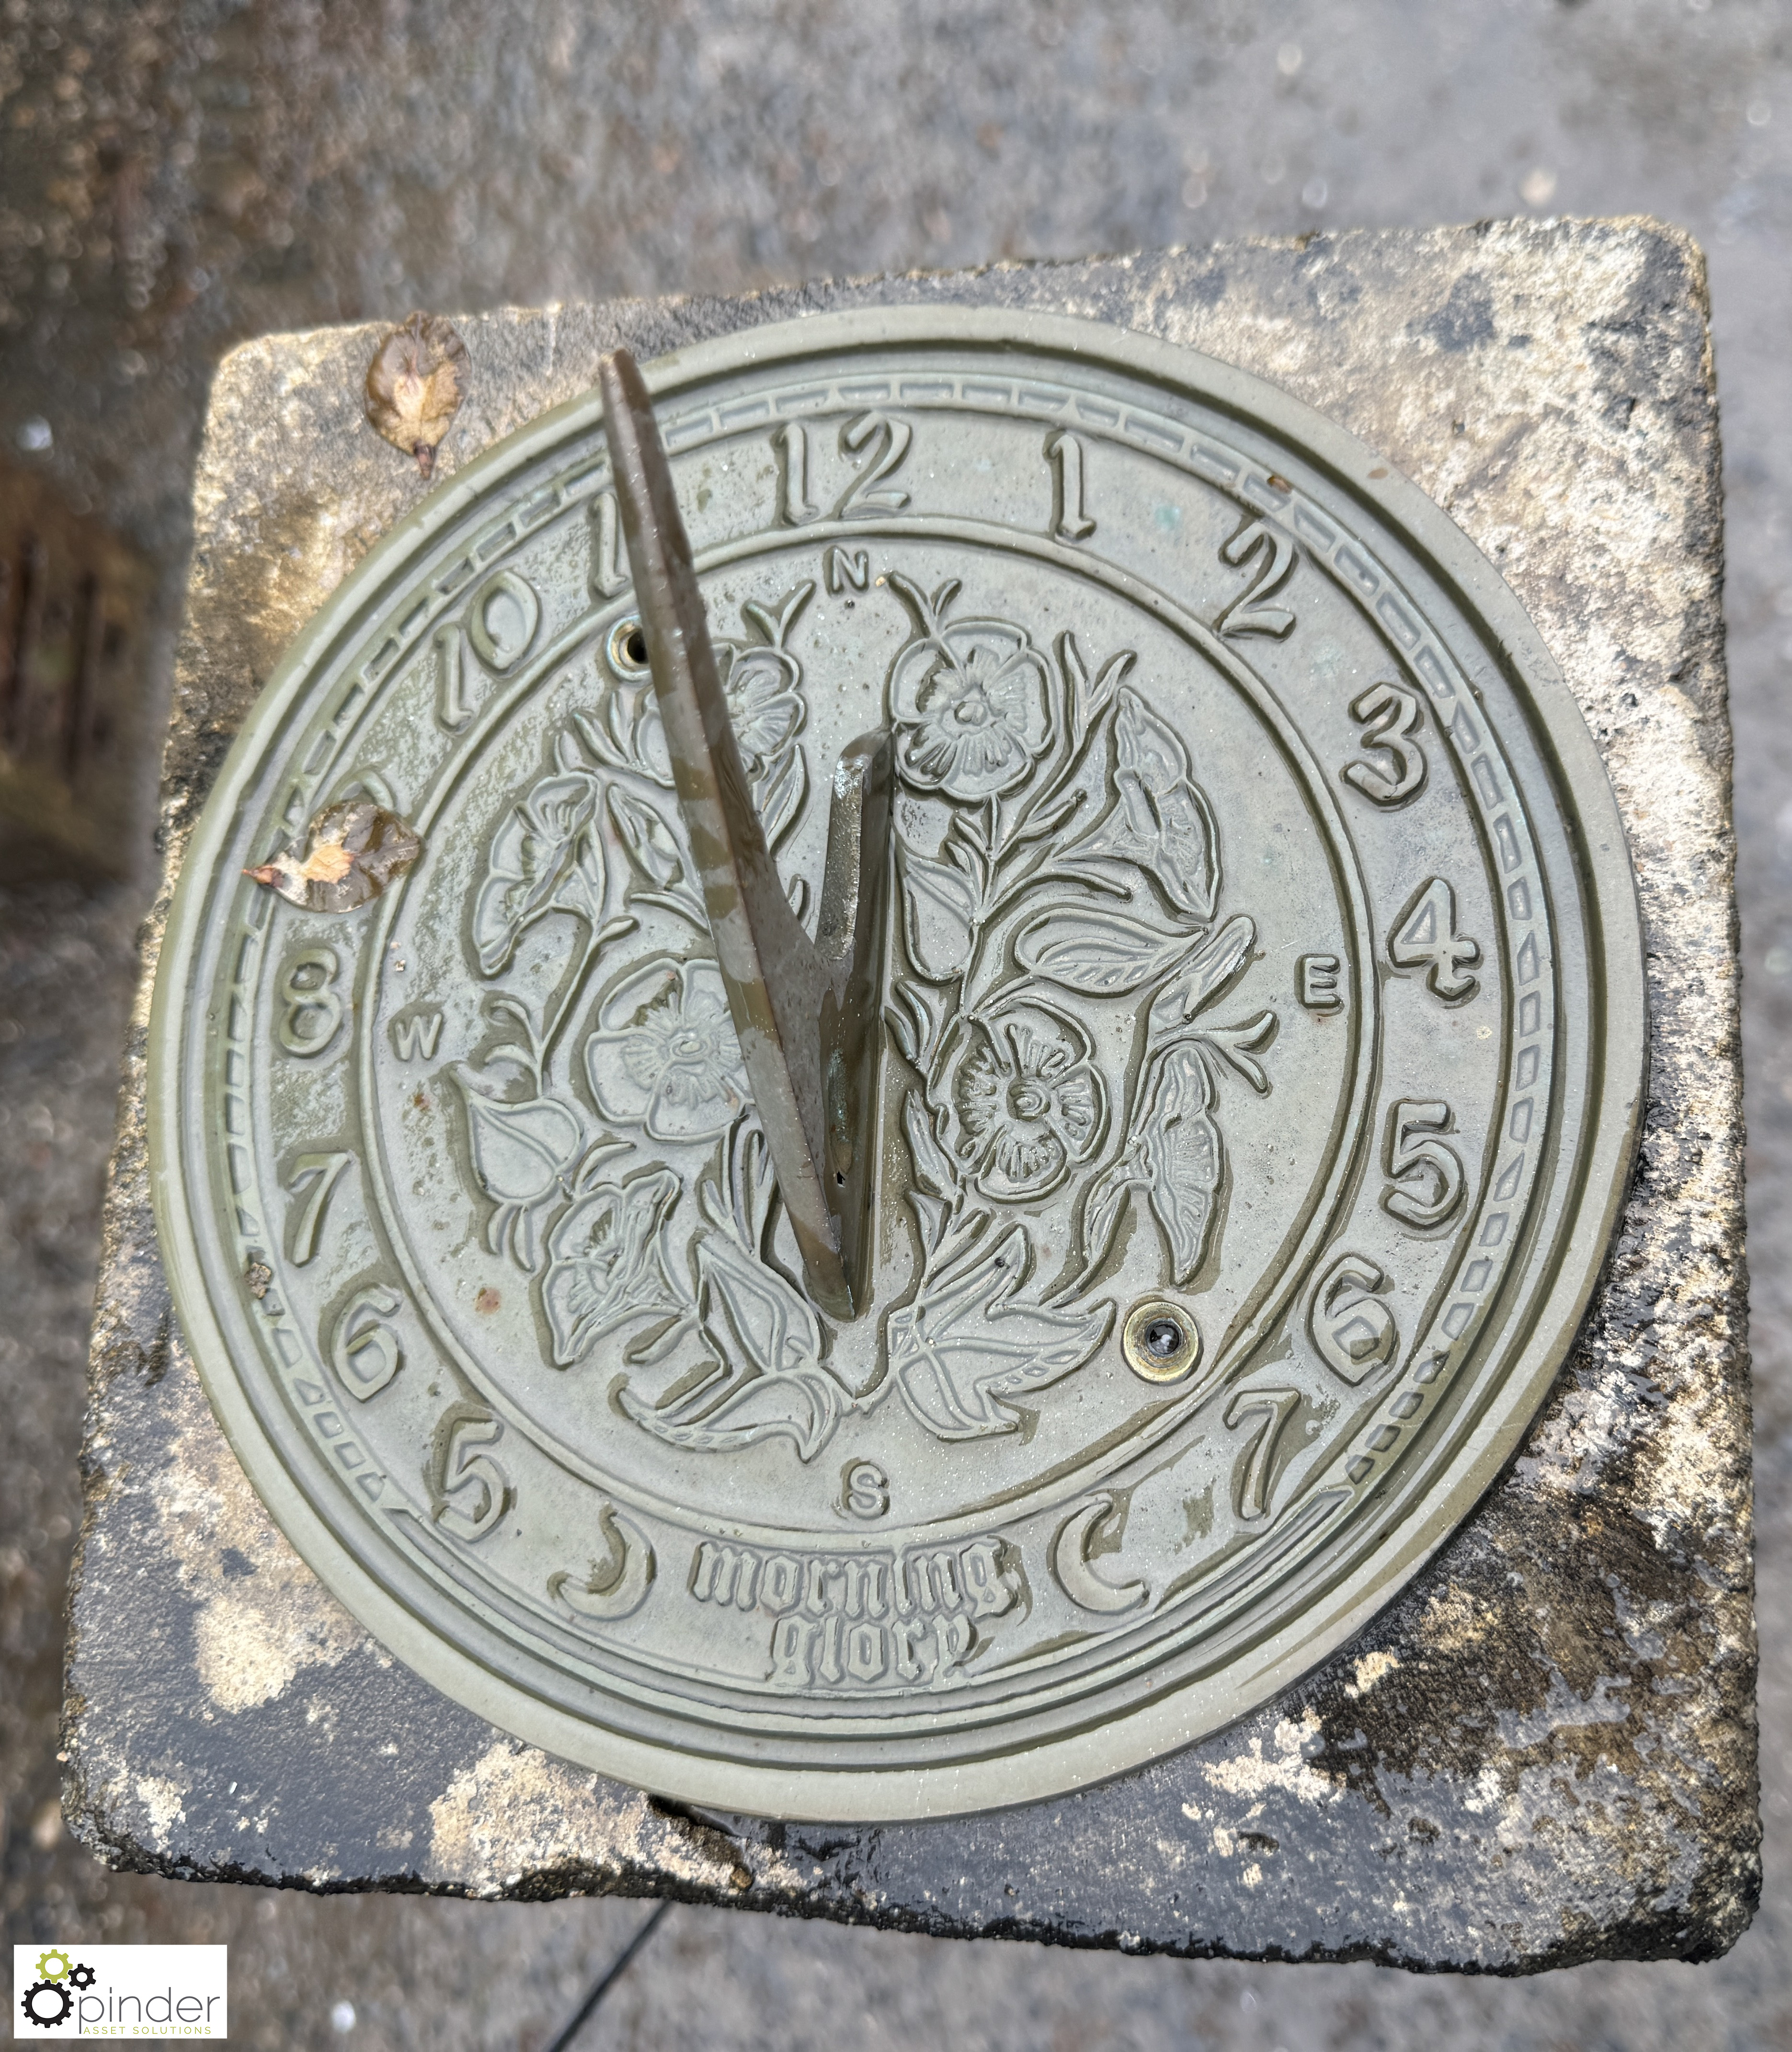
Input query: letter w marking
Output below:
<box><xmin>390</xmin><ymin>1011</ymin><xmax>443</xmax><ymax>1061</ymax></box>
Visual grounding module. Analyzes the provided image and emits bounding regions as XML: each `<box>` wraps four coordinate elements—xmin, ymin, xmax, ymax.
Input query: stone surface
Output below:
<box><xmin>65</xmin><ymin>219</ymin><xmax>1753</xmax><ymax>1971</ymax></box>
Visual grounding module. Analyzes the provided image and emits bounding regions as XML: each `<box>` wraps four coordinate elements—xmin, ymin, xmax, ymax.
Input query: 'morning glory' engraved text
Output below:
<box><xmin>689</xmin><ymin>1535</ymin><xmax>1021</xmax><ymax>1691</ymax></box>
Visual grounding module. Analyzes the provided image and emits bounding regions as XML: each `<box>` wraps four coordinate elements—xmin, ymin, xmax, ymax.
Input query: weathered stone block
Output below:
<box><xmin>66</xmin><ymin>218</ymin><xmax>1754</xmax><ymax>1969</ymax></box>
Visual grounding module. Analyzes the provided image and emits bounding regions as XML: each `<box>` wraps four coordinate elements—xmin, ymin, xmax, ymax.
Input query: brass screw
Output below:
<box><xmin>1121</xmin><ymin>1300</ymin><xmax>1200</xmax><ymax>1384</ymax></box>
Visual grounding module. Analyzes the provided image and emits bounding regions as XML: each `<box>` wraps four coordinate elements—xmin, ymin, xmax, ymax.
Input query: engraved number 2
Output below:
<box><xmin>1342</xmin><ymin>682</ymin><xmax>1427</xmax><ymax>806</ymax></box>
<box><xmin>277</xmin><ymin>948</ymin><xmax>343</xmax><ymax>1057</ymax></box>
<box><xmin>833</xmin><ymin>411</ymin><xmax>912</xmax><ymax>520</ymax></box>
<box><xmin>1215</xmin><ymin>516</ymin><xmax>1297</xmax><ymax>638</ymax></box>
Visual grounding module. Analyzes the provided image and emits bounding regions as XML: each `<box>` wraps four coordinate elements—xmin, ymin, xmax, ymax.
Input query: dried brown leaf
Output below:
<box><xmin>245</xmin><ymin>798</ymin><xmax>422</xmax><ymax>912</ymax></box>
<box><xmin>364</xmin><ymin>312</ymin><xmax>469</xmax><ymax>479</ymax></box>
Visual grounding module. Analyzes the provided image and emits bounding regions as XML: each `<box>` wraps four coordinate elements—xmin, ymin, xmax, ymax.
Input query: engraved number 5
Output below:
<box><xmin>1382</xmin><ymin>1101</ymin><xmax>1466</xmax><ymax>1231</ymax></box>
<box><xmin>431</xmin><ymin>1405</ymin><xmax>513</xmax><ymax>1543</ymax></box>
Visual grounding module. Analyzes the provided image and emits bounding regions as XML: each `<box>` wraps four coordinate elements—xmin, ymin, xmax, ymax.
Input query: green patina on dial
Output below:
<box><xmin>147</xmin><ymin>309</ymin><xmax>1644</xmax><ymax>1820</ymax></box>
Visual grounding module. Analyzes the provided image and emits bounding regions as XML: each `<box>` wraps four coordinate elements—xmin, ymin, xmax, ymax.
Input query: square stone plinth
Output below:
<box><xmin>66</xmin><ymin>219</ymin><xmax>1755</xmax><ymax>1971</ymax></box>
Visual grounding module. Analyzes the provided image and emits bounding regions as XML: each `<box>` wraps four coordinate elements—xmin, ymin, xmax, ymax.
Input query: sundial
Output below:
<box><xmin>147</xmin><ymin>307</ymin><xmax>1644</xmax><ymax>1822</ymax></box>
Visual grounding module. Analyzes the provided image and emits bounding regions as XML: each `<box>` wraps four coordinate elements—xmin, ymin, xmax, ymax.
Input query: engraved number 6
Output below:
<box><xmin>1309</xmin><ymin>1252</ymin><xmax>1399</xmax><ymax>1384</ymax></box>
<box><xmin>277</xmin><ymin>947</ymin><xmax>343</xmax><ymax>1057</ymax></box>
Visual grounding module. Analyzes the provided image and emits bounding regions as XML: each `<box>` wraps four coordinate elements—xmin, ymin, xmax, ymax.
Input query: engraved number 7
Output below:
<box><xmin>285</xmin><ymin>1150</ymin><xmax>353</xmax><ymax>1266</ymax></box>
<box><xmin>1224</xmin><ymin>1388</ymin><xmax>1301</xmax><ymax>1521</ymax></box>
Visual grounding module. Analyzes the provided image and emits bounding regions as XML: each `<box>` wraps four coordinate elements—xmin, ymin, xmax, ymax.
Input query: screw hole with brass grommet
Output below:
<box><xmin>606</xmin><ymin>614</ymin><xmax>650</xmax><ymax>674</ymax></box>
<box><xmin>1122</xmin><ymin>1300</ymin><xmax>1200</xmax><ymax>1383</ymax></box>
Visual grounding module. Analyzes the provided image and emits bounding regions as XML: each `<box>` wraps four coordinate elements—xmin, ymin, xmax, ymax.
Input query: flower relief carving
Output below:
<box><xmin>452</xmin><ymin>570</ymin><xmax>1277</xmax><ymax>1463</ymax></box>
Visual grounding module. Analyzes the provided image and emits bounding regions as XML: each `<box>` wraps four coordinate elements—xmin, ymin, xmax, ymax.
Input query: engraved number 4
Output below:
<box><xmin>1389</xmin><ymin>875</ymin><xmax>1481</xmax><ymax>1003</ymax></box>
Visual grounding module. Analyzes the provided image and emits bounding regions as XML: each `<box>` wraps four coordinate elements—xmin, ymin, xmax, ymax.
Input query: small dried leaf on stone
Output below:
<box><xmin>365</xmin><ymin>312</ymin><xmax>469</xmax><ymax>478</ymax></box>
<box><xmin>245</xmin><ymin>798</ymin><xmax>422</xmax><ymax>912</ymax></box>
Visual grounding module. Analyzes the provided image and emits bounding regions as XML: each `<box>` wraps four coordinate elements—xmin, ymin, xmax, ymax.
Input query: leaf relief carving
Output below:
<box><xmin>887</xmin><ymin>1224</ymin><xmax>1113</xmax><ymax>1440</ymax></box>
<box><xmin>1145</xmin><ymin>915</ymin><xmax>1257</xmax><ymax>1042</ymax></box>
<box><xmin>1062</xmin><ymin>688</ymin><xmax>1221</xmax><ymax>922</ymax></box>
<box><xmin>617</xmin><ymin>1224</ymin><xmax>840</xmax><ymax>1461</ymax></box>
<box><xmin>899</xmin><ymin>842</ymin><xmax>978</xmax><ymax>982</ymax></box>
<box><xmin>1082</xmin><ymin>1043</ymin><xmax>1224</xmax><ymax>1286</ymax></box>
<box><xmin>1015</xmin><ymin>905</ymin><xmax>1198</xmax><ymax>998</ymax></box>
<box><xmin>472</xmin><ymin>770</ymin><xmax>606</xmax><ymax>976</ymax></box>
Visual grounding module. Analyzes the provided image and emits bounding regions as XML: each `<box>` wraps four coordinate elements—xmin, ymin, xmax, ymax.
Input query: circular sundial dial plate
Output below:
<box><xmin>149</xmin><ymin>309</ymin><xmax>1643</xmax><ymax>1820</ymax></box>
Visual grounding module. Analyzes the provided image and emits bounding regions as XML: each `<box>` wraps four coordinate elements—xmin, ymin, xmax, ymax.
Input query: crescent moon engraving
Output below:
<box><xmin>1050</xmin><ymin>1493</ymin><xmax>1149</xmax><ymax>1615</ymax></box>
<box><xmin>549</xmin><ymin>1505</ymin><xmax>656</xmax><ymax>1622</ymax></box>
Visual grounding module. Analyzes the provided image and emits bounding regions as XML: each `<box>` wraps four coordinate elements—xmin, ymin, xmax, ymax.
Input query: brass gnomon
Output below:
<box><xmin>599</xmin><ymin>350</ymin><xmax>892</xmax><ymax>1320</ymax></box>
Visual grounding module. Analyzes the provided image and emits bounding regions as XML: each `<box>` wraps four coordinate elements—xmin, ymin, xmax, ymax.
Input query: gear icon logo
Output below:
<box><xmin>33</xmin><ymin>1950</ymin><xmax>72</xmax><ymax>1984</ymax></box>
<box><xmin>21</xmin><ymin>1979</ymin><xmax>72</xmax><ymax>2029</ymax></box>
<box><xmin>67</xmin><ymin>1964</ymin><xmax>96</xmax><ymax>1990</ymax></box>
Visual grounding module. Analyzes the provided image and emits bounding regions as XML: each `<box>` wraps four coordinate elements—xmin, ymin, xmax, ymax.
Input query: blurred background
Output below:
<box><xmin>0</xmin><ymin>2</ymin><xmax>1787</xmax><ymax>2046</ymax></box>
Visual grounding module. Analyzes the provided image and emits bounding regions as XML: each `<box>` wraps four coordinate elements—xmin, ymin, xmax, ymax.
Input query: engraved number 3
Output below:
<box><xmin>277</xmin><ymin>947</ymin><xmax>343</xmax><ymax>1057</ymax></box>
<box><xmin>1341</xmin><ymin>682</ymin><xmax>1427</xmax><ymax>806</ymax></box>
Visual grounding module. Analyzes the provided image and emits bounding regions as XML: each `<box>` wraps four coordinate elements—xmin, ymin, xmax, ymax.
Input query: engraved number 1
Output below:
<box><xmin>1045</xmin><ymin>430</ymin><xmax>1096</xmax><ymax>541</ymax></box>
<box><xmin>589</xmin><ymin>489</ymin><xmax>627</xmax><ymax>598</ymax></box>
<box><xmin>774</xmin><ymin>422</ymin><xmax>820</xmax><ymax>526</ymax></box>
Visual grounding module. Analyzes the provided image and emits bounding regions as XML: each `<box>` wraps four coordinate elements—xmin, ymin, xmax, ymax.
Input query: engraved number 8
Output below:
<box><xmin>277</xmin><ymin>947</ymin><xmax>342</xmax><ymax>1057</ymax></box>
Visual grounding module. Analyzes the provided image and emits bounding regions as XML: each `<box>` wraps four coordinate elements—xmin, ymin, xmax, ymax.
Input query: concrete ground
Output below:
<box><xmin>0</xmin><ymin>2</ymin><xmax>1787</xmax><ymax>2045</ymax></box>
